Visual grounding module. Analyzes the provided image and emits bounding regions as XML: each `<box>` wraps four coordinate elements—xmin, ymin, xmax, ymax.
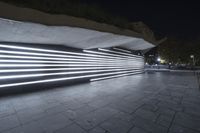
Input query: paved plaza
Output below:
<box><xmin>0</xmin><ymin>72</ymin><xmax>200</xmax><ymax>133</ymax></box>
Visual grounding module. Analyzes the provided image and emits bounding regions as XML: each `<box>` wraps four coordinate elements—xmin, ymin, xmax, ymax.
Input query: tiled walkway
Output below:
<box><xmin>0</xmin><ymin>72</ymin><xmax>200</xmax><ymax>133</ymax></box>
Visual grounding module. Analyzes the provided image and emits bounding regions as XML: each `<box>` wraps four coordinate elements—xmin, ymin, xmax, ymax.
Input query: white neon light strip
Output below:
<box><xmin>0</xmin><ymin>44</ymin><xmax>120</xmax><ymax>59</ymax></box>
<box><xmin>0</xmin><ymin>59</ymin><xmax>109</xmax><ymax>64</ymax></box>
<box><xmin>0</xmin><ymin>67</ymin><xmax>142</xmax><ymax>73</ymax></box>
<box><xmin>0</xmin><ymin>44</ymin><xmax>140</xmax><ymax>60</ymax></box>
<box><xmin>0</xmin><ymin>59</ymin><xmax>143</xmax><ymax>65</ymax></box>
<box><xmin>0</xmin><ymin>63</ymin><xmax>143</xmax><ymax>68</ymax></box>
<box><xmin>98</xmin><ymin>48</ymin><xmax>142</xmax><ymax>58</ymax></box>
<box><xmin>83</xmin><ymin>50</ymin><xmax>142</xmax><ymax>60</ymax></box>
<box><xmin>90</xmin><ymin>71</ymin><xmax>144</xmax><ymax>81</ymax></box>
<box><xmin>0</xmin><ymin>45</ymin><xmax>140</xmax><ymax>61</ymax></box>
<box><xmin>0</xmin><ymin>58</ymin><xmax>144</xmax><ymax>65</ymax></box>
<box><xmin>0</xmin><ymin>68</ymin><xmax>142</xmax><ymax>80</ymax></box>
<box><xmin>113</xmin><ymin>47</ymin><xmax>132</xmax><ymax>53</ymax></box>
<box><xmin>0</xmin><ymin>69</ymin><xmax>143</xmax><ymax>88</ymax></box>
<box><xmin>0</xmin><ymin>54</ymin><xmax>143</xmax><ymax>63</ymax></box>
<box><xmin>0</xmin><ymin>49</ymin><xmax>124</xmax><ymax>61</ymax></box>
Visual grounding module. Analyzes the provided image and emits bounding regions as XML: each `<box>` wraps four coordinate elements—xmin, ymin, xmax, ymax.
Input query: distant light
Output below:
<box><xmin>157</xmin><ymin>57</ymin><xmax>161</xmax><ymax>62</ymax></box>
<box><xmin>145</xmin><ymin>62</ymin><xmax>148</xmax><ymax>65</ymax></box>
<box><xmin>190</xmin><ymin>55</ymin><xmax>194</xmax><ymax>58</ymax></box>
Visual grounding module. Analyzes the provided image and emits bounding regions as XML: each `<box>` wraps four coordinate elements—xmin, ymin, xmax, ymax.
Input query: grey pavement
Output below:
<box><xmin>0</xmin><ymin>72</ymin><xmax>200</xmax><ymax>133</ymax></box>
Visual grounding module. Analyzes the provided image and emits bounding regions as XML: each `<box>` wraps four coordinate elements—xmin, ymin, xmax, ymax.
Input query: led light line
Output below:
<box><xmin>113</xmin><ymin>47</ymin><xmax>132</xmax><ymax>53</ymax></box>
<box><xmin>0</xmin><ymin>68</ymin><xmax>141</xmax><ymax>80</ymax></box>
<box><xmin>0</xmin><ymin>59</ymin><xmax>142</xmax><ymax>65</ymax></box>
<box><xmin>0</xmin><ymin>55</ymin><xmax>144</xmax><ymax>64</ymax></box>
<box><xmin>83</xmin><ymin>50</ymin><xmax>143</xmax><ymax>60</ymax></box>
<box><xmin>90</xmin><ymin>71</ymin><xmax>144</xmax><ymax>81</ymax></box>
<box><xmin>0</xmin><ymin>58</ymin><xmax>144</xmax><ymax>65</ymax></box>
<box><xmin>0</xmin><ymin>44</ymin><xmax>121</xmax><ymax>59</ymax></box>
<box><xmin>99</xmin><ymin>48</ymin><xmax>143</xmax><ymax>58</ymax></box>
<box><xmin>0</xmin><ymin>67</ymin><xmax>143</xmax><ymax>73</ymax></box>
<box><xmin>0</xmin><ymin>44</ymin><xmax>142</xmax><ymax>60</ymax></box>
<box><xmin>0</xmin><ymin>63</ymin><xmax>143</xmax><ymax>68</ymax></box>
<box><xmin>0</xmin><ymin>69</ymin><xmax>143</xmax><ymax>88</ymax></box>
<box><xmin>0</xmin><ymin>50</ymin><xmax>128</xmax><ymax>61</ymax></box>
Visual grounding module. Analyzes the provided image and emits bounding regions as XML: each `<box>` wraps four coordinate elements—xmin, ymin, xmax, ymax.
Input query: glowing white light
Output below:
<box><xmin>0</xmin><ymin>59</ymin><xmax>101</xmax><ymax>64</ymax></box>
<box><xmin>98</xmin><ymin>48</ymin><xmax>142</xmax><ymax>58</ymax></box>
<box><xmin>0</xmin><ymin>56</ymin><xmax>144</xmax><ymax>64</ymax></box>
<box><xmin>0</xmin><ymin>44</ymin><xmax>145</xmax><ymax>87</ymax></box>
<box><xmin>157</xmin><ymin>57</ymin><xmax>161</xmax><ymax>62</ymax></box>
<box><xmin>0</xmin><ymin>68</ymin><xmax>142</xmax><ymax>80</ymax></box>
<box><xmin>0</xmin><ymin>67</ymin><xmax>142</xmax><ymax>73</ymax></box>
<box><xmin>0</xmin><ymin>45</ymin><xmax>143</xmax><ymax>61</ymax></box>
<box><xmin>90</xmin><ymin>71</ymin><xmax>144</xmax><ymax>81</ymax></box>
<box><xmin>0</xmin><ymin>69</ymin><xmax>143</xmax><ymax>88</ymax></box>
<box><xmin>113</xmin><ymin>47</ymin><xmax>132</xmax><ymax>53</ymax></box>
<box><xmin>0</xmin><ymin>44</ymin><xmax>120</xmax><ymax>59</ymax></box>
<box><xmin>0</xmin><ymin>59</ymin><xmax>143</xmax><ymax>65</ymax></box>
<box><xmin>83</xmin><ymin>50</ymin><xmax>142</xmax><ymax>60</ymax></box>
<box><xmin>0</xmin><ymin>63</ymin><xmax>143</xmax><ymax>68</ymax></box>
<box><xmin>0</xmin><ymin>49</ymin><xmax>123</xmax><ymax>61</ymax></box>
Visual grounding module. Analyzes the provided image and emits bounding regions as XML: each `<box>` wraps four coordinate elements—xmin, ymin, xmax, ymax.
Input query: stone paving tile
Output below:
<box><xmin>173</xmin><ymin>112</ymin><xmax>200</xmax><ymax>132</ymax></box>
<box><xmin>55</xmin><ymin>124</ymin><xmax>87</xmax><ymax>133</ymax></box>
<box><xmin>62</xmin><ymin>104</ymin><xmax>96</xmax><ymax>121</ymax></box>
<box><xmin>140</xmin><ymin>103</ymin><xmax>159</xmax><ymax>112</ymax></box>
<box><xmin>128</xmin><ymin>127</ymin><xmax>149</xmax><ymax>133</ymax></box>
<box><xmin>3</xmin><ymin>121</ymin><xmax>44</xmax><ymax>133</ymax></box>
<box><xmin>0</xmin><ymin>100</ymin><xmax>16</xmax><ymax>118</ymax></box>
<box><xmin>88</xmin><ymin>127</ymin><xmax>107</xmax><ymax>133</ymax></box>
<box><xmin>157</xmin><ymin>101</ymin><xmax>184</xmax><ymax>112</ymax></box>
<box><xmin>132</xmin><ymin>116</ymin><xmax>168</xmax><ymax>133</ymax></box>
<box><xmin>110</xmin><ymin>100</ymin><xmax>144</xmax><ymax>114</ymax></box>
<box><xmin>169</xmin><ymin>124</ymin><xmax>200</xmax><ymax>133</ymax></box>
<box><xmin>16</xmin><ymin>106</ymin><xmax>46</xmax><ymax>124</ymax></box>
<box><xmin>75</xmin><ymin>107</ymin><xmax>119</xmax><ymax>130</ymax></box>
<box><xmin>99</xmin><ymin>117</ymin><xmax>133</xmax><ymax>133</ymax></box>
<box><xmin>134</xmin><ymin>108</ymin><xmax>159</xmax><ymax>122</ymax></box>
<box><xmin>0</xmin><ymin>115</ymin><xmax>20</xmax><ymax>132</ymax></box>
<box><xmin>37</xmin><ymin>113</ymin><xmax>73</xmax><ymax>133</ymax></box>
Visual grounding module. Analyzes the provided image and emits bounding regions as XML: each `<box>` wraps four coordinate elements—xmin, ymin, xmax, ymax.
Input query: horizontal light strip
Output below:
<box><xmin>0</xmin><ymin>68</ymin><xmax>141</xmax><ymax>80</ymax></box>
<box><xmin>0</xmin><ymin>54</ymin><xmax>143</xmax><ymax>63</ymax></box>
<box><xmin>0</xmin><ymin>44</ymin><xmax>120</xmax><ymax>59</ymax></box>
<box><xmin>0</xmin><ymin>50</ymin><xmax>127</xmax><ymax>61</ymax></box>
<box><xmin>0</xmin><ymin>59</ymin><xmax>143</xmax><ymax>65</ymax></box>
<box><xmin>99</xmin><ymin>48</ymin><xmax>142</xmax><ymax>58</ymax></box>
<box><xmin>83</xmin><ymin>50</ymin><xmax>143</xmax><ymax>59</ymax></box>
<box><xmin>0</xmin><ymin>66</ymin><xmax>143</xmax><ymax>73</ymax></box>
<box><xmin>0</xmin><ymin>69</ymin><xmax>143</xmax><ymax>88</ymax></box>
<box><xmin>90</xmin><ymin>71</ymin><xmax>144</xmax><ymax>81</ymax></box>
<box><xmin>0</xmin><ymin>58</ymin><xmax>144</xmax><ymax>65</ymax></box>
<box><xmin>0</xmin><ymin>63</ymin><xmax>143</xmax><ymax>68</ymax></box>
<box><xmin>0</xmin><ymin>44</ymin><xmax>141</xmax><ymax>60</ymax></box>
<box><xmin>113</xmin><ymin>47</ymin><xmax>132</xmax><ymax>53</ymax></box>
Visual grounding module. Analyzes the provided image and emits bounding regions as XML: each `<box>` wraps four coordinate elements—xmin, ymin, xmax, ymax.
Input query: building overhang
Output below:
<box><xmin>0</xmin><ymin>1</ymin><xmax>156</xmax><ymax>50</ymax></box>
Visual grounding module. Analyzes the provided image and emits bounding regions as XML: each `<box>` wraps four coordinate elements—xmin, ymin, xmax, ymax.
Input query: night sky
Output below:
<box><xmin>83</xmin><ymin>0</ymin><xmax>200</xmax><ymax>39</ymax></box>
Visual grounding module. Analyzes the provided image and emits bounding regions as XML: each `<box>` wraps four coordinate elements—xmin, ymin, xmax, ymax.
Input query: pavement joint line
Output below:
<box><xmin>167</xmin><ymin>111</ymin><xmax>177</xmax><ymax>133</ymax></box>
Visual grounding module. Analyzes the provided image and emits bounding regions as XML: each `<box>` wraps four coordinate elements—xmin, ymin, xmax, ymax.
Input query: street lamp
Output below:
<box><xmin>190</xmin><ymin>55</ymin><xmax>195</xmax><ymax>66</ymax></box>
